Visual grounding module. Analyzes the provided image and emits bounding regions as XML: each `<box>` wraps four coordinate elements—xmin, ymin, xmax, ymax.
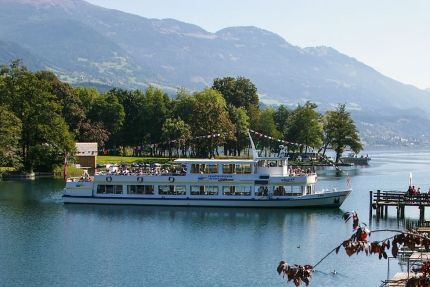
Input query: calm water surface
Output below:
<box><xmin>1</xmin><ymin>148</ymin><xmax>430</xmax><ymax>287</ymax></box>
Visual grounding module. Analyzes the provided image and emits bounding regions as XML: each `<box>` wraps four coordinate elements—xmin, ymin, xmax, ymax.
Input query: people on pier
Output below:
<box><xmin>407</xmin><ymin>186</ymin><xmax>413</xmax><ymax>197</ymax></box>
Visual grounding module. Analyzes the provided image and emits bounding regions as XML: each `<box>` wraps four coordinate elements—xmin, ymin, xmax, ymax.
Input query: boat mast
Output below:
<box><xmin>247</xmin><ymin>129</ymin><xmax>259</xmax><ymax>159</ymax></box>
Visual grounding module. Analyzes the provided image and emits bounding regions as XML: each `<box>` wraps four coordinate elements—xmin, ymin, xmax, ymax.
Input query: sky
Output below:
<box><xmin>85</xmin><ymin>0</ymin><xmax>430</xmax><ymax>90</ymax></box>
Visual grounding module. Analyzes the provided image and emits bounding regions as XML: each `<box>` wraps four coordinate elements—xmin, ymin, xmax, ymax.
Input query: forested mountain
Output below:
<box><xmin>1</xmin><ymin>0</ymin><xmax>430</xmax><ymax>142</ymax></box>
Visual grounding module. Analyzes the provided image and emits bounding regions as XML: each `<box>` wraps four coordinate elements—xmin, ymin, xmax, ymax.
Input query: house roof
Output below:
<box><xmin>76</xmin><ymin>142</ymin><xmax>98</xmax><ymax>156</ymax></box>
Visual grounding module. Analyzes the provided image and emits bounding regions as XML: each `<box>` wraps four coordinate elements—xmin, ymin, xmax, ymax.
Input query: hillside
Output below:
<box><xmin>1</xmin><ymin>0</ymin><xmax>430</xmax><ymax>142</ymax></box>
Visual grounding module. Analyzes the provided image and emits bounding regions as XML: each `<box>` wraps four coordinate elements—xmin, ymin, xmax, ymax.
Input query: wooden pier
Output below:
<box><xmin>370</xmin><ymin>190</ymin><xmax>430</xmax><ymax>220</ymax></box>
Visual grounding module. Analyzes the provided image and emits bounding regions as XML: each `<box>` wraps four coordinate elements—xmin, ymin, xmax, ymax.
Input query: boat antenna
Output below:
<box><xmin>247</xmin><ymin>129</ymin><xmax>259</xmax><ymax>159</ymax></box>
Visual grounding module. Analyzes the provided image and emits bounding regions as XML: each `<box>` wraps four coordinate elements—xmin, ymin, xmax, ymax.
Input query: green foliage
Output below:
<box><xmin>324</xmin><ymin>104</ymin><xmax>363</xmax><ymax>162</ymax></box>
<box><xmin>0</xmin><ymin>61</ymin><xmax>364</xmax><ymax>172</ymax></box>
<box><xmin>86</xmin><ymin>89</ymin><xmax>125</xmax><ymax>147</ymax></box>
<box><xmin>191</xmin><ymin>87</ymin><xmax>235</xmax><ymax>158</ymax></box>
<box><xmin>212</xmin><ymin>76</ymin><xmax>260</xmax><ymax>129</ymax></box>
<box><xmin>0</xmin><ymin>106</ymin><xmax>22</xmax><ymax>168</ymax></box>
<box><xmin>286</xmin><ymin>101</ymin><xmax>322</xmax><ymax>153</ymax></box>
<box><xmin>162</xmin><ymin>117</ymin><xmax>191</xmax><ymax>158</ymax></box>
<box><xmin>0</xmin><ymin>60</ymin><xmax>76</xmax><ymax>173</ymax></box>
<box><xmin>224</xmin><ymin>105</ymin><xmax>250</xmax><ymax>156</ymax></box>
<box><xmin>256</xmin><ymin>107</ymin><xmax>282</xmax><ymax>156</ymax></box>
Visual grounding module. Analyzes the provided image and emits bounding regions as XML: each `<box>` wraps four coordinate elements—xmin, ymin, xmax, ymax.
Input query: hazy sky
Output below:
<box><xmin>85</xmin><ymin>0</ymin><xmax>430</xmax><ymax>90</ymax></box>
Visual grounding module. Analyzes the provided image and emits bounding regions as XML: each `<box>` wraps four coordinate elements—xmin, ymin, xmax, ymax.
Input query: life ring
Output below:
<box><xmin>106</xmin><ymin>176</ymin><xmax>112</xmax><ymax>182</ymax></box>
<box><xmin>168</xmin><ymin>177</ymin><xmax>175</xmax><ymax>183</ymax></box>
<box><xmin>137</xmin><ymin>177</ymin><xmax>144</xmax><ymax>183</ymax></box>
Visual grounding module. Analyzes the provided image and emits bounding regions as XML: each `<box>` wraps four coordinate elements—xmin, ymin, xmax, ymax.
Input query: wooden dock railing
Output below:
<box><xmin>370</xmin><ymin>190</ymin><xmax>430</xmax><ymax>219</ymax></box>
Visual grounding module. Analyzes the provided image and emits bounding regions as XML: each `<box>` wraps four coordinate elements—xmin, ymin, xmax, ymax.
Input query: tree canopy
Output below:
<box><xmin>324</xmin><ymin>104</ymin><xmax>363</xmax><ymax>162</ymax></box>
<box><xmin>0</xmin><ymin>60</ymin><xmax>365</xmax><ymax>172</ymax></box>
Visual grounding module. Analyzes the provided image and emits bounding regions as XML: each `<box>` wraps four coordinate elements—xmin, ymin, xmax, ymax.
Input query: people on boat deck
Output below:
<box><xmin>413</xmin><ymin>186</ymin><xmax>417</xmax><ymax>196</ymax></box>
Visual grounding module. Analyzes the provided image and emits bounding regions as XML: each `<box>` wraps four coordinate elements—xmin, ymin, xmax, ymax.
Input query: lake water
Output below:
<box><xmin>1</xmin><ymin>148</ymin><xmax>430</xmax><ymax>287</ymax></box>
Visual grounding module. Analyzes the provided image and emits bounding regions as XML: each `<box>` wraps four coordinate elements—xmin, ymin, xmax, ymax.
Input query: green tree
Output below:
<box><xmin>74</xmin><ymin>86</ymin><xmax>99</xmax><ymax>115</ymax></box>
<box><xmin>86</xmin><ymin>90</ymin><xmax>125</xmax><ymax>148</ymax></box>
<box><xmin>324</xmin><ymin>104</ymin><xmax>363</xmax><ymax>162</ymax></box>
<box><xmin>191</xmin><ymin>87</ymin><xmax>235</xmax><ymax>158</ymax></box>
<box><xmin>0</xmin><ymin>60</ymin><xmax>75</xmax><ymax>173</ymax></box>
<box><xmin>37</xmin><ymin>71</ymin><xmax>85</xmax><ymax>136</ymax></box>
<box><xmin>161</xmin><ymin>117</ymin><xmax>191</xmax><ymax>159</ymax></box>
<box><xmin>256</xmin><ymin>107</ymin><xmax>281</xmax><ymax>156</ymax></box>
<box><xmin>108</xmin><ymin>88</ymin><xmax>148</xmax><ymax>148</ymax></box>
<box><xmin>0</xmin><ymin>106</ymin><xmax>22</xmax><ymax>168</ymax></box>
<box><xmin>212</xmin><ymin>76</ymin><xmax>260</xmax><ymax>129</ymax></box>
<box><xmin>144</xmin><ymin>86</ymin><xmax>172</xmax><ymax>156</ymax></box>
<box><xmin>274</xmin><ymin>105</ymin><xmax>291</xmax><ymax>138</ymax></box>
<box><xmin>286</xmin><ymin>101</ymin><xmax>322</xmax><ymax>154</ymax></box>
<box><xmin>224</xmin><ymin>105</ymin><xmax>250</xmax><ymax>156</ymax></box>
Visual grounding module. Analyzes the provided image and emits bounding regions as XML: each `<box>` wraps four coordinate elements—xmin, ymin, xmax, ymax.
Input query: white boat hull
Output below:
<box><xmin>64</xmin><ymin>135</ymin><xmax>352</xmax><ymax>208</ymax></box>
<box><xmin>62</xmin><ymin>189</ymin><xmax>351</xmax><ymax>208</ymax></box>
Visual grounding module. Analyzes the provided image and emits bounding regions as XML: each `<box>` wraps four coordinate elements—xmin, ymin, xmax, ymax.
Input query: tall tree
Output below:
<box><xmin>86</xmin><ymin>90</ymin><xmax>125</xmax><ymax>148</ymax></box>
<box><xmin>191</xmin><ymin>87</ymin><xmax>235</xmax><ymax>158</ymax></box>
<box><xmin>225</xmin><ymin>105</ymin><xmax>250</xmax><ymax>156</ymax></box>
<box><xmin>74</xmin><ymin>86</ymin><xmax>99</xmax><ymax>115</ymax></box>
<box><xmin>212</xmin><ymin>76</ymin><xmax>260</xmax><ymax>129</ymax></box>
<box><xmin>37</xmin><ymin>71</ymin><xmax>85</xmax><ymax>136</ymax></box>
<box><xmin>256</xmin><ymin>107</ymin><xmax>282</xmax><ymax>156</ymax></box>
<box><xmin>108</xmin><ymin>88</ymin><xmax>148</xmax><ymax>147</ymax></box>
<box><xmin>173</xmin><ymin>87</ymin><xmax>196</xmax><ymax>125</ymax></box>
<box><xmin>0</xmin><ymin>60</ymin><xmax>75</xmax><ymax>173</ymax></box>
<box><xmin>77</xmin><ymin>120</ymin><xmax>110</xmax><ymax>147</ymax></box>
<box><xmin>161</xmin><ymin>117</ymin><xmax>191</xmax><ymax>159</ymax></box>
<box><xmin>324</xmin><ymin>104</ymin><xmax>363</xmax><ymax>162</ymax></box>
<box><xmin>274</xmin><ymin>105</ymin><xmax>291</xmax><ymax>138</ymax></box>
<box><xmin>0</xmin><ymin>106</ymin><xmax>22</xmax><ymax>168</ymax></box>
<box><xmin>144</xmin><ymin>86</ymin><xmax>172</xmax><ymax>156</ymax></box>
<box><xmin>285</xmin><ymin>101</ymin><xmax>322</xmax><ymax>154</ymax></box>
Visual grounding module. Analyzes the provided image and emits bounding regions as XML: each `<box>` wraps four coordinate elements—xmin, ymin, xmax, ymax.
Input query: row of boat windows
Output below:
<box><xmin>96</xmin><ymin>185</ymin><xmax>311</xmax><ymax>196</ymax></box>
<box><xmin>189</xmin><ymin>160</ymin><xmax>288</xmax><ymax>174</ymax></box>
<box><xmin>190</xmin><ymin>164</ymin><xmax>253</xmax><ymax>174</ymax></box>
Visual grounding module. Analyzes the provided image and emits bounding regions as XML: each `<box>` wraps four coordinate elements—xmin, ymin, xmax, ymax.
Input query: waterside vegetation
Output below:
<box><xmin>0</xmin><ymin>60</ymin><xmax>361</xmax><ymax>174</ymax></box>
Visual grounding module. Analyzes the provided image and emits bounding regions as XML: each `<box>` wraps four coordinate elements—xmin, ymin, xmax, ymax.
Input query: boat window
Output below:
<box><xmin>236</xmin><ymin>164</ymin><xmax>252</xmax><ymax>174</ymax></box>
<box><xmin>233</xmin><ymin>186</ymin><xmax>251</xmax><ymax>196</ymax></box>
<box><xmin>273</xmin><ymin>185</ymin><xmax>303</xmax><ymax>196</ymax></box>
<box><xmin>127</xmin><ymin>185</ymin><xmax>154</xmax><ymax>195</ymax></box>
<box><xmin>190</xmin><ymin>164</ymin><xmax>217</xmax><ymax>174</ymax></box>
<box><xmin>96</xmin><ymin>184</ymin><xmax>123</xmax><ymax>194</ymax></box>
<box><xmin>158</xmin><ymin>185</ymin><xmax>186</xmax><ymax>195</ymax></box>
<box><xmin>222</xmin><ymin>164</ymin><xmax>235</xmax><ymax>174</ymax></box>
<box><xmin>222</xmin><ymin>164</ymin><xmax>252</xmax><ymax>174</ymax></box>
<box><xmin>190</xmin><ymin>185</ymin><xmax>218</xmax><ymax>195</ymax></box>
<box><xmin>222</xmin><ymin>186</ymin><xmax>233</xmax><ymax>195</ymax></box>
<box><xmin>208</xmin><ymin>164</ymin><xmax>218</xmax><ymax>173</ymax></box>
<box><xmin>222</xmin><ymin>186</ymin><xmax>251</xmax><ymax>196</ymax></box>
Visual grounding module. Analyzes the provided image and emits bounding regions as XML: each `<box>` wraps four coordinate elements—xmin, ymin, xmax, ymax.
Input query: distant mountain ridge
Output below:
<box><xmin>1</xmin><ymin>0</ymin><xmax>430</xmax><ymax>142</ymax></box>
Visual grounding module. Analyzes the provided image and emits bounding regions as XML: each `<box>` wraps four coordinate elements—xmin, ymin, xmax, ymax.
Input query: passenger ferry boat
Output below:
<box><xmin>340</xmin><ymin>152</ymin><xmax>371</xmax><ymax>165</ymax></box>
<box><xmin>63</xmin><ymin>132</ymin><xmax>352</xmax><ymax>208</ymax></box>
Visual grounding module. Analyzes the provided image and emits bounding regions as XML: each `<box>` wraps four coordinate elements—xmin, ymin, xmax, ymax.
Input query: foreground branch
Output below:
<box><xmin>277</xmin><ymin>211</ymin><xmax>430</xmax><ymax>286</ymax></box>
